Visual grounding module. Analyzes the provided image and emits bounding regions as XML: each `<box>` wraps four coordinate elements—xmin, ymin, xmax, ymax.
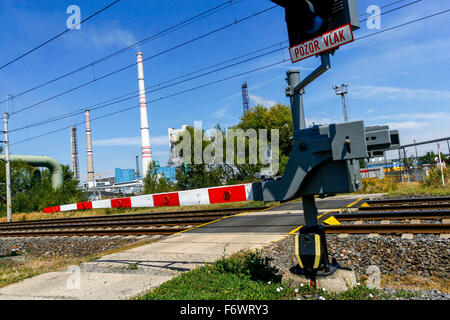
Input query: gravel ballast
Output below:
<box><xmin>0</xmin><ymin>235</ymin><xmax>161</xmax><ymax>258</ymax></box>
<box><xmin>260</xmin><ymin>233</ymin><xmax>449</xmax><ymax>299</ymax></box>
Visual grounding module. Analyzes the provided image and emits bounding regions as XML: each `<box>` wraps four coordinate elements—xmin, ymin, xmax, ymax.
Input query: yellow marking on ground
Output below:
<box><xmin>289</xmin><ymin>225</ymin><xmax>303</xmax><ymax>234</ymax></box>
<box><xmin>174</xmin><ymin>206</ymin><xmax>267</xmax><ymax>234</ymax></box>
<box><xmin>322</xmin><ymin>215</ymin><xmax>340</xmax><ymax>225</ymax></box>
<box><xmin>174</xmin><ymin>217</ymin><xmax>228</xmax><ymax>234</ymax></box>
<box><xmin>288</xmin><ymin>197</ymin><xmax>361</xmax><ymax>233</ymax></box>
<box><xmin>360</xmin><ymin>202</ymin><xmax>370</xmax><ymax>207</ymax></box>
<box><xmin>347</xmin><ymin>197</ymin><xmax>363</xmax><ymax>208</ymax></box>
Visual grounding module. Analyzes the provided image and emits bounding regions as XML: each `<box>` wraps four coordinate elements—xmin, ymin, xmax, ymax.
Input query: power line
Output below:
<box><xmin>10</xmin><ymin>59</ymin><xmax>289</xmax><ymax>146</ymax></box>
<box><xmin>357</xmin><ymin>8</ymin><xmax>450</xmax><ymax>41</ymax></box>
<box><xmin>9</xmin><ymin>41</ymin><xmax>288</xmax><ymax>133</ymax></box>
<box><xmin>0</xmin><ymin>0</ymin><xmax>237</xmax><ymax>105</ymax></box>
<box><xmin>0</xmin><ymin>0</ymin><xmax>122</xmax><ymax>71</ymax></box>
<box><xmin>9</xmin><ymin>7</ymin><xmax>450</xmax><ymax>145</ymax></box>
<box><xmin>7</xmin><ymin>3</ymin><xmax>443</xmax><ymax>133</ymax></box>
<box><xmin>359</xmin><ymin>0</ymin><xmax>406</xmax><ymax>17</ymax></box>
<box><xmin>10</xmin><ymin>4</ymin><xmax>277</xmax><ymax>116</ymax></box>
<box><xmin>359</xmin><ymin>0</ymin><xmax>421</xmax><ymax>23</ymax></box>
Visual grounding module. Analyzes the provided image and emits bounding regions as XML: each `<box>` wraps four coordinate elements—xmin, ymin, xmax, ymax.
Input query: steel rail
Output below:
<box><xmin>0</xmin><ymin>216</ymin><xmax>220</xmax><ymax>231</ymax></box>
<box><xmin>0</xmin><ymin>227</ymin><xmax>187</xmax><ymax>238</ymax></box>
<box><xmin>0</xmin><ymin>213</ymin><xmax>234</xmax><ymax>228</ymax></box>
<box><xmin>365</xmin><ymin>196</ymin><xmax>450</xmax><ymax>205</ymax></box>
<box><xmin>324</xmin><ymin>223</ymin><xmax>450</xmax><ymax>234</ymax></box>
<box><xmin>334</xmin><ymin>210</ymin><xmax>450</xmax><ymax>221</ymax></box>
<box><xmin>0</xmin><ymin>206</ymin><xmax>268</xmax><ymax>227</ymax></box>
<box><xmin>359</xmin><ymin>204</ymin><xmax>450</xmax><ymax>211</ymax></box>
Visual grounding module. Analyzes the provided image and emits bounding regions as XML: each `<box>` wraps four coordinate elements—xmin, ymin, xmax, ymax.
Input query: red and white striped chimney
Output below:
<box><xmin>136</xmin><ymin>52</ymin><xmax>152</xmax><ymax>177</ymax></box>
<box><xmin>85</xmin><ymin>110</ymin><xmax>95</xmax><ymax>183</ymax></box>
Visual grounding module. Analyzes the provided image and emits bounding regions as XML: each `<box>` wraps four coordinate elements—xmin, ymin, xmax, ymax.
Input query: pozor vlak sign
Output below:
<box><xmin>289</xmin><ymin>23</ymin><xmax>354</xmax><ymax>63</ymax></box>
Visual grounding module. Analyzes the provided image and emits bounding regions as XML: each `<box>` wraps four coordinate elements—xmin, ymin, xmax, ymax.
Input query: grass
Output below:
<box><xmin>0</xmin><ymin>200</ymin><xmax>278</xmax><ymax>223</ymax></box>
<box><xmin>136</xmin><ymin>251</ymin><xmax>294</xmax><ymax>300</ymax></box>
<box><xmin>136</xmin><ymin>250</ymin><xmax>432</xmax><ymax>300</ymax></box>
<box><xmin>381</xmin><ymin>274</ymin><xmax>450</xmax><ymax>293</ymax></box>
<box><xmin>354</xmin><ymin>177</ymin><xmax>450</xmax><ymax>197</ymax></box>
<box><xmin>387</xmin><ymin>182</ymin><xmax>450</xmax><ymax>197</ymax></box>
<box><xmin>0</xmin><ymin>238</ymin><xmax>157</xmax><ymax>288</ymax></box>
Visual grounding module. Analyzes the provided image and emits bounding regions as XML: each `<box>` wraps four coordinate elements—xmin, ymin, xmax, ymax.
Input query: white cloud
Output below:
<box><xmin>352</xmin><ymin>85</ymin><xmax>450</xmax><ymax>101</ymax></box>
<box><xmin>370</xmin><ymin>112</ymin><xmax>450</xmax><ymax>121</ymax></box>
<box><xmin>249</xmin><ymin>94</ymin><xmax>277</xmax><ymax>107</ymax></box>
<box><xmin>77</xmin><ymin>21</ymin><xmax>139</xmax><ymax>49</ymax></box>
<box><xmin>94</xmin><ymin>135</ymin><xmax>168</xmax><ymax>146</ymax></box>
<box><xmin>212</xmin><ymin>106</ymin><xmax>228</xmax><ymax>118</ymax></box>
<box><xmin>366</xmin><ymin>108</ymin><xmax>375</xmax><ymax>114</ymax></box>
<box><xmin>384</xmin><ymin>121</ymin><xmax>427</xmax><ymax>130</ymax></box>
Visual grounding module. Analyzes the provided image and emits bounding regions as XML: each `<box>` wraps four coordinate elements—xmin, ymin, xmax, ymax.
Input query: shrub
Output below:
<box><xmin>213</xmin><ymin>250</ymin><xmax>281</xmax><ymax>283</ymax></box>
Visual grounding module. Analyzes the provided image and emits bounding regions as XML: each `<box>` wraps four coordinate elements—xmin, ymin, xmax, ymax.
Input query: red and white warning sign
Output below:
<box><xmin>289</xmin><ymin>23</ymin><xmax>354</xmax><ymax>63</ymax></box>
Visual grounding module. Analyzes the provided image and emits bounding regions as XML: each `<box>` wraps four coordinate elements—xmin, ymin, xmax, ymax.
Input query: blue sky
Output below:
<box><xmin>0</xmin><ymin>0</ymin><xmax>449</xmax><ymax>182</ymax></box>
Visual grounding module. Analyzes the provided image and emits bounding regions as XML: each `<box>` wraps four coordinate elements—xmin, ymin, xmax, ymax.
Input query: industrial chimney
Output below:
<box><xmin>70</xmin><ymin>126</ymin><xmax>80</xmax><ymax>181</ymax></box>
<box><xmin>85</xmin><ymin>110</ymin><xmax>95</xmax><ymax>185</ymax></box>
<box><xmin>136</xmin><ymin>52</ymin><xmax>152</xmax><ymax>177</ymax></box>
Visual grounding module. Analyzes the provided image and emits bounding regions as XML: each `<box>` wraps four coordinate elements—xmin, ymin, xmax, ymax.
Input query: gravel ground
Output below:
<box><xmin>0</xmin><ymin>235</ymin><xmax>162</xmax><ymax>258</ymax></box>
<box><xmin>259</xmin><ymin>233</ymin><xmax>449</xmax><ymax>300</ymax></box>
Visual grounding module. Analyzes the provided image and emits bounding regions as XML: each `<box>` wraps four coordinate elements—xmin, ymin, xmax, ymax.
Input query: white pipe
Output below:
<box><xmin>137</xmin><ymin>52</ymin><xmax>152</xmax><ymax>177</ymax></box>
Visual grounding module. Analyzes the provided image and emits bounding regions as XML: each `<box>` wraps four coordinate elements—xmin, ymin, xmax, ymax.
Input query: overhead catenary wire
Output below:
<box><xmin>8</xmin><ymin>0</ymin><xmax>418</xmax><ymax>117</ymax></box>
<box><xmin>359</xmin><ymin>0</ymin><xmax>406</xmax><ymax>17</ymax></box>
<box><xmin>359</xmin><ymin>0</ymin><xmax>421</xmax><ymax>23</ymax></box>
<box><xmin>9</xmin><ymin>41</ymin><xmax>289</xmax><ymax>133</ymax></box>
<box><xmin>0</xmin><ymin>0</ymin><xmax>238</xmax><ymax>106</ymax></box>
<box><xmin>9</xmin><ymin>7</ymin><xmax>450</xmax><ymax>146</ymax></box>
<box><xmin>0</xmin><ymin>0</ymin><xmax>122</xmax><ymax>71</ymax></box>
<box><xmin>8</xmin><ymin>5</ymin><xmax>448</xmax><ymax>136</ymax></box>
<box><xmin>10</xmin><ymin>59</ymin><xmax>289</xmax><ymax>146</ymax></box>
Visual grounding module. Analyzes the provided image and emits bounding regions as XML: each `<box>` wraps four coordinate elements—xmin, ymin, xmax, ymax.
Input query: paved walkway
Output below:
<box><xmin>0</xmin><ymin>194</ymin><xmax>382</xmax><ymax>300</ymax></box>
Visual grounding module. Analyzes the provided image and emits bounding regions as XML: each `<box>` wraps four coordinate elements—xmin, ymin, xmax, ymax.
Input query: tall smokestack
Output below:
<box><xmin>136</xmin><ymin>52</ymin><xmax>152</xmax><ymax>177</ymax></box>
<box><xmin>85</xmin><ymin>110</ymin><xmax>94</xmax><ymax>183</ymax></box>
<box><xmin>70</xmin><ymin>126</ymin><xmax>80</xmax><ymax>181</ymax></box>
<box><xmin>135</xmin><ymin>155</ymin><xmax>140</xmax><ymax>179</ymax></box>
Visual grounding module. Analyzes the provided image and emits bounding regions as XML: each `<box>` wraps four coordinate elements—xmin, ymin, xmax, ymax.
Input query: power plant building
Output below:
<box><xmin>115</xmin><ymin>168</ymin><xmax>136</xmax><ymax>184</ymax></box>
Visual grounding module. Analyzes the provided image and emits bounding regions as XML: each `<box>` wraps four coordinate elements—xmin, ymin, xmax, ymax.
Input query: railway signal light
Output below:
<box><xmin>271</xmin><ymin>0</ymin><xmax>360</xmax><ymax>48</ymax></box>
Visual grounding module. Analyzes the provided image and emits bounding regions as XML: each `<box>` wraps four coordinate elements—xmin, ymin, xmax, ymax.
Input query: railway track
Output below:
<box><xmin>361</xmin><ymin>196</ymin><xmax>450</xmax><ymax>211</ymax></box>
<box><xmin>0</xmin><ymin>206</ymin><xmax>268</xmax><ymax>238</ymax></box>
<box><xmin>324</xmin><ymin>196</ymin><xmax>450</xmax><ymax>235</ymax></box>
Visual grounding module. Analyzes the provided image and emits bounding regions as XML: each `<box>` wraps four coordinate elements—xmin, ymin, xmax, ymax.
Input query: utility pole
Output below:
<box><xmin>437</xmin><ymin>142</ymin><xmax>445</xmax><ymax>186</ymax></box>
<box><xmin>333</xmin><ymin>83</ymin><xmax>349</xmax><ymax>122</ymax></box>
<box><xmin>413</xmin><ymin>139</ymin><xmax>419</xmax><ymax>181</ymax></box>
<box><xmin>3</xmin><ymin>111</ymin><xmax>11</xmax><ymax>222</ymax></box>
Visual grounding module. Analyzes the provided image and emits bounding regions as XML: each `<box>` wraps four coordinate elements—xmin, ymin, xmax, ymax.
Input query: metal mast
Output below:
<box><xmin>333</xmin><ymin>83</ymin><xmax>349</xmax><ymax>122</ymax></box>
<box><xmin>242</xmin><ymin>82</ymin><xmax>250</xmax><ymax>114</ymax></box>
<box><xmin>3</xmin><ymin>111</ymin><xmax>11</xmax><ymax>222</ymax></box>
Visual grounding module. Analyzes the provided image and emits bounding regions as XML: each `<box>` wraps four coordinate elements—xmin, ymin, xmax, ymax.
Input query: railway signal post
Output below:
<box><xmin>263</xmin><ymin>0</ymin><xmax>400</xmax><ymax>285</ymax></box>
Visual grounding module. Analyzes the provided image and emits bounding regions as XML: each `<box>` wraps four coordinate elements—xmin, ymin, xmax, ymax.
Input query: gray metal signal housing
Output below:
<box><xmin>251</xmin><ymin>66</ymin><xmax>397</xmax><ymax>202</ymax></box>
<box><xmin>252</xmin><ymin>120</ymin><xmax>371</xmax><ymax>201</ymax></box>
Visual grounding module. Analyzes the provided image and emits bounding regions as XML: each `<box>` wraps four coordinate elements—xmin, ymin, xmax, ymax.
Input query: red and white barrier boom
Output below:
<box><xmin>44</xmin><ymin>183</ymin><xmax>254</xmax><ymax>213</ymax></box>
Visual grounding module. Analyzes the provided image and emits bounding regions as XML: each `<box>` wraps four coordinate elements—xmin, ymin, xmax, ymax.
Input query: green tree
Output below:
<box><xmin>174</xmin><ymin>126</ymin><xmax>226</xmax><ymax>190</ymax></box>
<box><xmin>227</xmin><ymin>104</ymin><xmax>293</xmax><ymax>180</ymax></box>
<box><xmin>0</xmin><ymin>161</ymin><xmax>85</xmax><ymax>215</ymax></box>
<box><xmin>420</xmin><ymin>151</ymin><xmax>447</xmax><ymax>164</ymax></box>
<box><xmin>143</xmin><ymin>161</ymin><xmax>176</xmax><ymax>194</ymax></box>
